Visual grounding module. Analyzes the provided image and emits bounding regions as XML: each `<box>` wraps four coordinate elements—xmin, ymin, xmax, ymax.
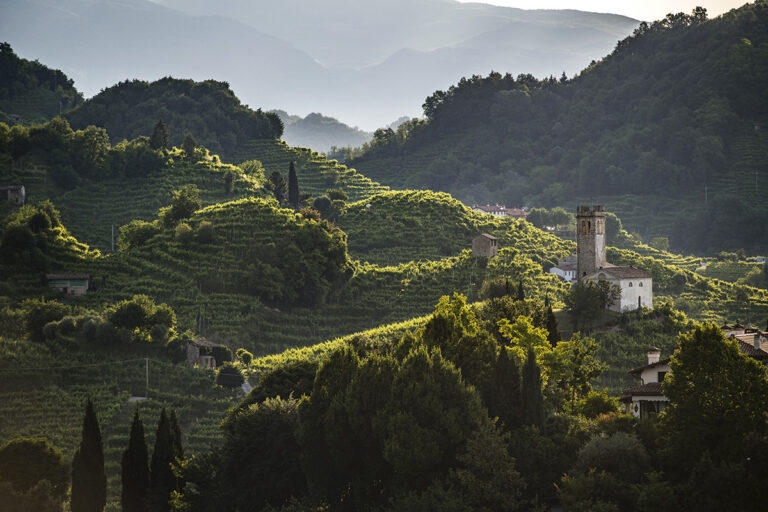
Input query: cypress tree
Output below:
<box><xmin>169</xmin><ymin>409</ymin><xmax>184</xmax><ymax>490</ymax></box>
<box><xmin>71</xmin><ymin>399</ymin><xmax>106</xmax><ymax>512</ymax></box>
<box><xmin>288</xmin><ymin>161</ymin><xmax>299</xmax><ymax>207</ymax></box>
<box><xmin>182</xmin><ymin>133</ymin><xmax>196</xmax><ymax>157</ymax></box>
<box><xmin>516</xmin><ymin>281</ymin><xmax>525</xmax><ymax>301</ymax></box>
<box><xmin>150</xmin><ymin>409</ymin><xmax>175</xmax><ymax>512</ymax></box>
<box><xmin>546</xmin><ymin>304</ymin><xmax>561</xmax><ymax>347</ymax></box>
<box><xmin>149</xmin><ymin>119</ymin><xmax>169</xmax><ymax>150</ymax></box>
<box><xmin>487</xmin><ymin>348</ymin><xmax>521</xmax><ymax>429</ymax></box>
<box><xmin>521</xmin><ymin>347</ymin><xmax>544</xmax><ymax>428</ymax></box>
<box><xmin>122</xmin><ymin>410</ymin><xmax>150</xmax><ymax>512</ymax></box>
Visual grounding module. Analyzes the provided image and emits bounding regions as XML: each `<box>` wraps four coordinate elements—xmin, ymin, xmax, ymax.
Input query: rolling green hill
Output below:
<box><xmin>0</xmin><ymin>43</ymin><xmax>83</xmax><ymax>123</ymax></box>
<box><xmin>65</xmin><ymin>77</ymin><xmax>283</xmax><ymax>160</ymax></box>
<box><xmin>350</xmin><ymin>2</ymin><xmax>768</xmax><ymax>254</ymax></box>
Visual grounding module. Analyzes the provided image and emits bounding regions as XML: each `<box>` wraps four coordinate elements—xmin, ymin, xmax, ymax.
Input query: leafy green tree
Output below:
<box><xmin>119</xmin><ymin>220</ymin><xmax>161</xmax><ymax>250</ymax></box>
<box><xmin>421</xmin><ymin>293</ymin><xmax>498</xmax><ymax>390</ymax></box>
<box><xmin>216</xmin><ymin>363</ymin><xmax>244</xmax><ymax>388</ymax></box>
<box><xmin>381</xmin><ymin>346</ymin><xmax>488</xmax><ymax>495</ymax></box>
<box><xmin>0</xmin><ymin>438</ymin><xmax>68</xmax><ymax>500</ymax></box>
<box><xmin>498</xmin><ymin>314</ymin><xmax>552</xmax><ymax>364</ymax></box>
<box><xmin>521</xmin><ymin>347</ymin><xmax>544</xmax><ymax>427</ymax></box>
<box><xmin>571</xmin><ymin>432</ymin><xmax>650</xmax><ymax>484</ymax></box>
<box><xmin>220</xmin><ymin>397</ymin><xmax>306</xmax><ymax>511</ymax></box>
<box><xmin>326</xmin><ymin>188</ymin><xmax>348</xmax><ymax>202</ymax></box>
<box><xmin>174</xmin><ymin>222</ymin><xmax>193</xmax><ymax>246</ymax></box>
<box><xmin>288</xmin><ymin>161</ymin><xmax>299</xmax><ymax>207</ymax></box>
<box><xmin>168</xmin><ymin>185</ymin><xmax>201</xmax><ymax>223</ymax></box>
<box><xmin>121</xmin><ymin>411</ymin><xmax>149</xmax><ymax>512</ymax></box>
<box><xmin>268</xmin><ymin>171</ymin><xmax>287</xmax><ymax>203</ymax></box>
<box><xmin>150</xmin><ymin>409</ymin><xmax>175</xmax><ymax>512</ymax></box>
<box><xmin>197</xmin><ymin>221</ymin><xmax>214</xmax><ymax>244</ymax></box>
<box><xmin>71</xmin><ymin>399</ymin><xmax>106</xmax><ymax>512</ymax></box>
<box><xmin>182</xmin><ymin>133</ymin><xmax>196</xmax><ymax>157</ymax></box>
<box><xmin>663</xmin><ymin>323</ymin><xmax>768</xmax><ymax>467</ymax></box>
<box><xmin>149</xmin><ymin>119</ymin><xmax>169</xmax><ymax>150</ymax></box>
<box><xmin>21</xmin><ymin>298</ymin><xmax>70</xmax><ymax>343</ymax></box>
<box><xmin>548</xmin><ymin>332</ymin><xmax>606</xmax><ymax>411</ymax></box>
<box><xmin>564</xmin><ymin>280</ymin><xmax>620</xmax><ymax>332</ymax></box>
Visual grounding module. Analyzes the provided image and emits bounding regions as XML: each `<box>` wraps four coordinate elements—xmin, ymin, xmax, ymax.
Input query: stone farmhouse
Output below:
<box><xmin>0</xmin><ymin>185</ymin><xmax>25</xmax><ymax>205</ymax></box>
<box><xmin>186</xmin><ymin>338</ymin><xmax>219</xmax><ymax>369</ymax></box>
<box><xmin>472</xmin><ymin>233</ymin><xmax>498</xmax><ymax>258</ymax></box>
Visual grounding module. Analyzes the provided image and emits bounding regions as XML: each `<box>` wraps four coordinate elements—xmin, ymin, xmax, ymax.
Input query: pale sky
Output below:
<box><xmin>456</xmin><ymin>1</ymin><xmax>749</xmax><ymax>21</ymax></box>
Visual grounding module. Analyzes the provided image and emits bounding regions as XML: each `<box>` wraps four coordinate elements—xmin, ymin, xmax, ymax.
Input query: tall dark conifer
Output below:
<box><xmin>487</xmin><ymin>348</ymin><xmax>521</xmax><ymax>429</ymax></box>
<box><xmin>516</xmin><ymin>281</ymin><xmax>525</xmax><ymax>301</ymax></box>
<box><xmin>546</xmin><ymin>304</ymin><xmax>561</xmax><ymax>347</ymax></box>
<box><xmin>149</xmin><ymin>119</ymin><xmax>169</xmax><ymax>150</ymax></box>
<box><xmin>150</xmin><ymin>409</ymin><xmax>175</xmax><ymax>512</ymax></box>
<box><xmin>521</xmin><ymin>347</ymin><xmax>544</xmax><ymax>428</ymax></box>
<box><xmin>288</xmin><ymin>161</ymin><xmax>299</xmax><ymax>207</ymax></box>
<box><xmin>169</xmin><ymin>409</ymin><xmax>184</xmax><ymax>490</ymax></box>
<box><xmin>122</xmin><ymin>410</ymin><xmax>150</xmax><ymax>512</ymax></box>
<box><xmin>182</xmin><ymin>133</ymin><xmax>196</xmax><ymax>157</ymax></box>
<box><xmin>71</xmin><ymin>399</ymin><xmax>106</xmax><ymax>512</ymax></box>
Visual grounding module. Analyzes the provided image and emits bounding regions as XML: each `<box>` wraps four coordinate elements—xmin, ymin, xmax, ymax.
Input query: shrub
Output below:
<box><xmin>175</xmin><ymin>222</ymin><xmax>193</xmax><ymax>245</ymax></box>
<box><xmin>197</xmin><ymin>221</ymin><xmax>214</xmax><ymax>244</ymax></box>
<box><xmin>216</xmin><ymin>363</ymin><xmax>244</xmax><ymax>388</ymax></box>
<box><xmin>576</xmin><ymin>391</ymin><xmax>620</xmax><ymax>419</ymax></box>
<box><xmin>212</xmin><ymin>345</ymin><xmax>233</xmax><ymax>366</ymax></box>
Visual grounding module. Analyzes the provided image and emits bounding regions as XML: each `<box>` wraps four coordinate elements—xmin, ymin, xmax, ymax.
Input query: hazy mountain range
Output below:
<box><xmin>272</xmin><ymin>110</ymin><xmax>373</xmax><ymax>153</ymax></box>
<box><xmin>1</xmin><ymin>0</ymin><xmax>638</xmax><ymax>129</ymax></box>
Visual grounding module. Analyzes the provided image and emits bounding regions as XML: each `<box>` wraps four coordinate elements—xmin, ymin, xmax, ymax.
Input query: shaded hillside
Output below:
<box><xmin>273</xmin><ymin>110</ymin><xmax>372</xmax><ymax>153</ymax></box>
<box><xmin>66</xmin><ymin>77</ymin><xmax>282</xmax><ymax>159</ymax></box>
<box><xmin>351</xmin><ymin>3</ymin><xmax>768</xmax><ymax>253</ymax></box>
<box><xmin>0</xmin><ymin>43</ymin><xmax>83</xmax><ymax>123</ymax></box>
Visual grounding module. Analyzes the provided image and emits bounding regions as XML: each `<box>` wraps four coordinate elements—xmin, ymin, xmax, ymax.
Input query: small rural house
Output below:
<box><xmin>472</xmin><ymin>233</ymin><xmax>498</xmax><ymax>258</ymax></box>
<box><xmin>46</xmin><ymin>273</ymin><xmax>90</xmax><ymax>296</ymax></box>
<box><xmin>622</xmin><ymin>325</ymin><xmax>768</xmax><ymax>419</ymax></box>
<box><xmin>585</xmin><ymin>266</ymin><xmax>653</xmax><ymax>311</ymax></box>
<box><xmin>621</xmin><ymin>347</ymin><xmax>670</xmax><ymax>419</ymax></box>
<box><xmin>0</xmin><ymin>185</ymin><xmax>25</xmax><ymax>205</ymax></box>
<box><xmin>186</xmin><ymin>338</ymin><xmax>219</xmax><ymax>369</ymax></box>
<box><xmin>472</xmin><ymin>204</ymin><xmax>528</xmax><ymax>219</ymax></box>
<box><xmin>549</xmin><ymin>255</ymin><xmax>578</xmax><ymax>283</ymax></box>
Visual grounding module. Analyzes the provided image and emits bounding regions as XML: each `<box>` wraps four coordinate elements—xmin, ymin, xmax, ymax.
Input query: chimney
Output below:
<box><xmin>755</xmin><ymin>334</ymin><xmax>763</xmax><ymax>350</ymax></box>
<box><xmin>647</xmin><ymin>347</ymin><xmax>661</xmax><ymax>365</ymax></box>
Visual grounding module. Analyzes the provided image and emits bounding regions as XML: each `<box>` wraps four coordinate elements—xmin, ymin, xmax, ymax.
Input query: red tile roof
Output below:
<box><xmin>628</xmin><ymin>359</ymin><xmax>671</xmax><ymax>374</ymax></box>
<box><xmin>46</xmin><ymin>273</ymin><xmax>90</xmax><ymax>280</ymax></box>
<box><xmin>600</xmin><ymin>266</ymin><xmax>652</xmax><ymax>279</ymax></box>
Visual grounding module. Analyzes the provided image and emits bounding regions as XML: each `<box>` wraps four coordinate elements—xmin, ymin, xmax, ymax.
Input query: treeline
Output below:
<box><xmin>163</xmin><ymin>295</ymin><xmax>768</xmax><ymax>511</ymax></box>
<box><xmin>350</xmin><ymin>3</ymin><xmax>768</xmax><ymax>253</ymax></box>
<box><xmin>66</xmin><ymin>78</ymin><xmax>283</xmax><ymax>159</ymax></box>
<box><xmin>0</xmin><ymin>117</ymin><xmax>166</xmax><ymax>188</ymax></box>
<box><xmin>0</xmin><ymin>43</ymin><xmax>83</xmax><ymax>123</ymax></box>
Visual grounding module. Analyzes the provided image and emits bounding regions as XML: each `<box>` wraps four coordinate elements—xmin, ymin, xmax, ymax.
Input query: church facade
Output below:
<box><xmin>553</xmin><ymin>205</ymin><xmax>653</xmax><ymax>312</ymax></box>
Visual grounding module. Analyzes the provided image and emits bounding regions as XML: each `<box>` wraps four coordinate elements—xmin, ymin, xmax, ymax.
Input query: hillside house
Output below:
<box><xmin>621</xmin><ymin>347</ymin><xmax>670</xmax><ymax>419</ymax></box>
<box><xmin>186</xmin><ymin>338</ymin><xmax>219</xmax><ymax>369</ymax></box>
<box><xmin>585</xmin><ymin>266</ymin><xmax>653</xmax><ymax>311</ymax></box>
<box><xmin>0</xmin><ymin>185</ymin><xmax>25</xmax><ymax>205</ymax></box>
<box><xmin>549</xmin><ymin>255</ymin><xmax>578</xmax><ymax>283</ymax></box>
<box><xmin>472</xmin><ymin>233</ymin><xmax>498</xmax><ymax>258</ymax></box>
<box><xmin>46</xmin><ymin>273</ymin><xmax>90</xmax><ymax>296</ymax></box>
<box><xmin>472</xmin><ymin>204</ymin><xmax>528</xmax><ymax>219</ymax></box>
<box><xmin>622</xmin><ymin>326</ymin><xmax>768</xmax><ymax>419</ymax></box>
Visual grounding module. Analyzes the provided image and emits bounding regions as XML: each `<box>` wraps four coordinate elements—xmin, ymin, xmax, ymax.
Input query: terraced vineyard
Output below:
<box><xmin>233</xmin><ymin>139</ymin><xmax>389</xmax><ymax>202</ymax></box>
<box><xmin>0</xmin><ymin>343</ymin><xmax>238</xmax><ymax>512</ymax></box>
<box><xmin>697</xmin><ymin>260</ymin><xmax>763</xmax><ymax>284</ymax></box>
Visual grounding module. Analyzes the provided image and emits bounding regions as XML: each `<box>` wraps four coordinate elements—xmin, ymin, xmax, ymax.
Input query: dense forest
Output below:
<box><xmin>350</xmin><ymin>2</ymin><xmax>768</xmax><ymax>253</ymax></box>
<box><xmin>0</xmin><ymin>43</ymin><xmax>83</xmax><ymax>123</ymax></box>
<box><xmin>66</xmin><ymin>78</ymin><xmax>284</xmax><ymax>159</ymax></box>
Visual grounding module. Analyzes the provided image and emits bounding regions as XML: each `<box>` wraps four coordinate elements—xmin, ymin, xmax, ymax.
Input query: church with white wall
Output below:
<box><xmin>550</xmin><ymin>205</ymin><xmax>653</xmax><ymax>312</ymax></box>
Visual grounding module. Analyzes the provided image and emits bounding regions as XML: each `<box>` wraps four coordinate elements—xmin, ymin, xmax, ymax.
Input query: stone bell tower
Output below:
<box><xmin>576</xmin><ymin>205</ymin><xmax>606</xmax><ymax>280</ymax></box>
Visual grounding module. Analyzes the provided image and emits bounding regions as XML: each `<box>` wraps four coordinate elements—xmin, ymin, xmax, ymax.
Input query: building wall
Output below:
<box><xmin>617</xmin><ymin>277</ymin><xmax>653</xmax><ymax>311</ymax></box>
<box><xmin>472</xmin><ymin>237</ymin><xmax>497</xmax><ymax>257</ymax></box>
<box><xmin>639</xmin><ymin>363</ymin><xmax>670</xmax><ymax>385</ymax></box>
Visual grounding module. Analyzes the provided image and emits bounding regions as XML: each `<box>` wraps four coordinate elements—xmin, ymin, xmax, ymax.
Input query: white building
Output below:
<box><xmin>550</xmin><ymin>263</ymin><xmax>577</xmax><ymax>283</ymax></box>
<box><xmin>621</xmin><ymin>347</ymin><xmax>670</xmax><ymax>419</ymax></box>
<box><xmin>584</xmin><ymin>266</ymin><xmax>653</xmax><ymax>312</ymax></box>
<box><xmin>472</xmin><ymin>204</ymin><xmax>528</xmax><ymax>219</ymax></box>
